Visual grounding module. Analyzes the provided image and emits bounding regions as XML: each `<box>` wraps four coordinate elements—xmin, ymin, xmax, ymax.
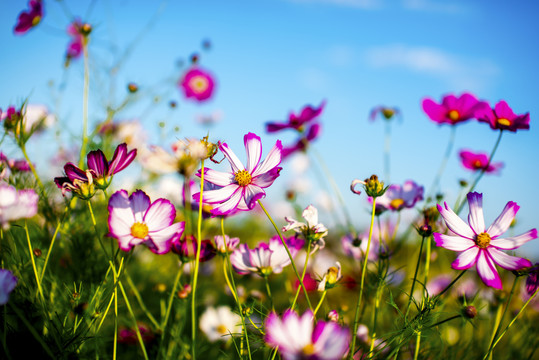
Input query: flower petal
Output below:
<box><xmin>147</xmin><ymin>222</ymin><xmax>184</xmax><ymax>254</ymax></box>
<box><xmin>476</xmin><ymin>250</ymin><xmax>502</xmax><ymax>289</ymax></box>
<box><xmin>252</xmin><ymin>167</ymin><xmax>282</xmax><ymax>188</ymax></box>
<box><xmin>251</xmin><ymin>140</ymin><xmax>282</xmax><ymax>178</ymax></box>
<box><xmin>467</xmin><ymin>192</ymin><xmax>485</xmax><ymax>234</ymax></box>
<box><xmin>487</xmin><ymin>247</ymin><xmax>532</xmax><ymax>271</ymax></box>
<box><xmin>109</xmin><ymin>143</ymin><xmax>137</xmax><ymax>175</ymax></box>
<box><xmin>489</xmin><ymin>229</ymin><xmax>538</xmax><ymax>250</ymax></box>
<box><xmin>211</xmin><ymin>188</ymin><xmax>243</xmax><ymax>216</ymax></box>
<box><xmin>434</xmin><ymin>233</ymin><xmax>475</xmax><ymax>252</ymax></box>
<box><xmin>451</xmin><ymin>246</ymin><xmax>479</xmax><ymax>270</ymax></box>
<box><xmin>437</xmin><ymin>202</ymin><xmax>475</xmax><ymax>239</ymax></box>
<box><xmin>87</xmin><ymin>150</ymin><xmax>109</xmax><ymax>177</ymax></box>
<box><xmin>144</xmin><ymin>198</ymin><xmax>176</xmax><ymax>231</ymax></box>
<box><xmin>199</xmin><ymin>184</ymin><xmax>238</xmax><ymax>204</ymax></box>
<box><xmin>108</xmin><ymin>190</ymin><xmax>135</xmax><ymax>237</ymax></box>
<box><xmin>243</xmin><ymin>184</ymin><xmax>265</xmax><ymax>209</ymax></box>
<box><xmin>116</xmin><ymin>234</ymin><xmax>144</xmax><ymax>252</ymax></box>
<box><xmin>244</xmin><ymin>132</ymin><xmax>262</xmax><ymax>173</ymax></box>
<box><xmin>220</xmin><ymin>142</ymin><xmax>245</xmax><ymax>173</ymax></box>
<box><xmin>486</xmin><ymin>201</ymin><xmax>519</xmax><ymax>238</ymax></box>
<box><xmin>129</xmin><ymin>190</ymin><xmax>151</xmax><ymax>222</ymax></box>
<box><xmin>200</xmin><ymin>168</ymin><xmax>234</xmax><ymax>187</ymax></box>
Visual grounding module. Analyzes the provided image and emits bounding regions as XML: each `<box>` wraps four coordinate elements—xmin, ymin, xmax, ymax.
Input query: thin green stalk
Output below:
<box><xmin>433</xmin><ymin>270</ymin><xmax>467</xmax><ymax>302</ymax></box>
<box><xmin>40</xmin><ymin>204</ymin><xmax>70</xmax><ymax>283</ymax></box>
<box><xmin>125</xmin><ymin>271</ymin><xmax>160</xmax><ymax>329</ymax></box>
<box><xmin>369</xmin><ymin>283</ymin><xmax>383</xmax><ymax>356</ymax></box>
<box><xmin>486</xmin><ymin>287</ymin><xmax>539</xmax><ymax>356</ymax></box>
<box><xmin>427</xmin><ymin>126</ymin><xmax>456</xmax><ymax>202</ymax></box>
<box><xmin>264</xmin><ymin>276</ymin><xmax>274</xmax><ymax>311</ymax></box>
<box><xmin>427</xmin><ymin>314</ymin><xmax>460</xmax><ymax>329</ymax></box>
<box><xmin>414</xmin><ymin>235</ymin><xmax>432</xmax><ymax>359</ymax></box>
<box><xmin>291</xmin><ymin>239</ymin><xmax>312</xmax><ymax>310</ymax></box>
<box><xmin>483</xmin><ymin>275</ymin><xmax>519</xmax><ymax>360</ymax></box>
<box><xmin>405</xmin><ymin>235</ymin><xmax>426</xmax><ymax>318</ymax></box>
<box><xmin>312</xmin><ymin>290</ymin><xmax>327</xmax><ymax>318</ymax></box>
<box><xmin>220</xmin><ymin>218</ymin><xmax>252</xmax><ymax>360</ymax></box>
<box><xmin>20</xmin><ymin>142</ymin><xmax>45</xmax><ymax>195</ymax></box>
<box><xmin>162</xmin><ymin>263</ymin><xmax>184</xmax><ymax>330</ymax></box>
<box><xmin>349</xmin><ymin>197</ymin><xmax>377</xmax><ymax>359</ymax></box>
<box><xmin>413</xmin><ymin>329</ymin><xmax>421</xmax><ymax>360</ymax></box>
<box><xmin>87</xmin><ymin>201</ymin><xmax>110</xmax><ymax>259</ymax></box>
<box><xmin>183</xmin><ymin>177</ymin><xmax>193</xmax><ymax>236</ymax></box>
<box><xmin>24</xmin><ymin>221</ymin><xmax>45</xmax><ymax>302</ymax></box>
<box><xmin>257</xmin><ymin>200</ymin><xmax>312</xmax><ymax>311</ymax></box>
<box><xmin>191</xmin><ymin>159</ymin><xmax>205</xmax><ymax>360</ymax></box>
<box><xmin>78</xmin><ymin>37</ymin><xmax>90</xmax><ymax>167</ymax></box>
<box><xmin>456</xmin><ymin>130</ymin><xmax>503</xmax><ymax>214</ymax></box>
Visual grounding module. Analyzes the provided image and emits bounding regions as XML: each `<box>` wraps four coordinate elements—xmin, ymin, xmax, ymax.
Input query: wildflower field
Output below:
<box><xmin>1</xmin><ymin>1</ymin><xmax>539</xmax><ymax>359</ymax></box>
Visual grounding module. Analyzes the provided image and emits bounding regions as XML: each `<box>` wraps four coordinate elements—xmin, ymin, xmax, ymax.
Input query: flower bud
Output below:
<box><xmin>127</xmin><ymin>82</ymin><xmax>138</xmax><ymax>93</ymax></box>
<box><xmin>364</xmin><ymin>175</ymin><xmax>386</xmax><ymax>198</ymax></box>
<box><xmin>327</xmin><ymin>310</ymin><xmax>339</xmax><ymax>322</ymax></box>
<box><xmin>464</xmin><ymin>305</ymin><xmax>477</xmax><ymax>319</ymax></box>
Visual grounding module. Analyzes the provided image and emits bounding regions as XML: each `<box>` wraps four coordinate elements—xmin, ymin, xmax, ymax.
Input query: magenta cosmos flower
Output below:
<box><xmin>281</xmin><ymin>123</ymin><xmax>322</xmax><ymax>160</ymax></box>
<box><xmin>230</xmin><ymin>235</ymin><xmax>304</xmax><ymax>276</ymax></box>
<box><xmin>0</xmin><ymin>269</ymin><xmax>18</xmax><ymax>305</ymax></box>
<box><xmin>434</xmin><ymin>192</ymin><xmax>536</xmax><ymax>289</ymax></box>
<box><xmin>108</xmin><ymin>189</ymin><xmax>185</xmax><ymax>254</ymax></box>
<box><xmin>422</xmin><ymin>92</ymin><xmax>488</xmax><ymax>125</ymax></box>
<box><xmin>459</xmin><ymin>149</ymin><xmax>503</xmax><ymax>174</ymax></box>
<box><xmin>66</xmin><ymin>20</ymin><xmax>84</xmax><ymax>59</ymax></box>
<box><xmin>265</xmin><ymin>309</ymin><xmax>350</xmax><ymax>360</ymax></box>
<box><xmin>371</xmin><ymin>180</ymin><xmax>424</xmax><ymax>212</ymax></box>
<box><xmin>194</xmin><ymin>132</ymin><xmax>282</xmax><ymax>216</ymax></box>
<box><xmin>13</xmin><ymin>0</ymin><xmax>43</xmax><ymax>35</ymax></box>
<box><xmin>476</xmin><ymin>100</ymin><xmax>530</xmax><ymax>132</ymax></box>
<box><xmin>179</xmin><ymin>67</ymin><xmax>216</xmax><ymax>102</ymax></box>
<box><xmin>266</xmin><ymin>100</ymin><xmax>326</xmax><ymax>133</ymax></box>
<box><xmin>0</xmin><ymin>183</ymin><xmax>38</xmax><ymax>230</ymax></box>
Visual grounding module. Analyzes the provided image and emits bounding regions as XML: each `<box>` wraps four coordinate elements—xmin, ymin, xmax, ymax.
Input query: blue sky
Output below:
<box><xmin>1</xmin><ymin>0</ymin><xmax>539</xmax><ymax>255</ymax></box>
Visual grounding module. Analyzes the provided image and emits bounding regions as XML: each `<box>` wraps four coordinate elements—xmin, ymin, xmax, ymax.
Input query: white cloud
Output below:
<box><xmin>364</xmin><ymin>44</ymin><xmax>500</xmax><ymax>91</ymax></box>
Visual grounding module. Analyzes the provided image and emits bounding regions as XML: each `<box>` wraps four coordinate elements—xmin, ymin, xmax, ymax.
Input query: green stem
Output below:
<box><xmin>191</xmin><ymin>159</ymin><xmax>205</xmax><ymax>360</ymax></box>
<box><xmin>78</xmin><ymin>38</ymin><xmax>90</xmax><ymax>168</ymax></box>
<box><xmin>264</xmin><ymin>276</ymin><xmax>274</xmax><ymax>311</ymax></box>
<box><xmin>20</xmin><ymin>142</ymin><xmax>45</xmax><ymax>195</ymax></box>
<box><xmin>486</xmin><ymin>286</ymin><xmax>539</xmax><ymax>357</ymax></box>
<box><xmin>405</xmin><ymin>235</ymin><xmax>426</xmax><ymax>319</ymax></box>
<box><xmin>24</xmin><ymin>221</ymin><xmax>45</xmax><ymax>302</ymax></box>
<box><xmin>291</xmin><ymin>239</ymin><xmax>312</xmax><ymax>310</ymax></box>
<box><xmin>162</xmin><ymin>263</ymin><xmax>183</xmax><ymax>330</ymax></box>
<box><xmin>125</xmin><ymin>271</ymin><xmax>160</xmax><ymax>329</ymax></box>
<box><xmin>257</xmin><ymin>200</ymin><xmax>312</xmax><ymax>311</ymax></box>
<box><xmin>433</xmin><ymin>270</ymin><xmax>467</xmax><ymax>302</ymax></box>
<box><xmin>349</xmin><ymin>197</ymin><xmax>377</xmax><ymax>359</ymax></box>
<box><xmin>483</xmin><ymin>275</ymin><xmax>519</xmax><ymax>360</ymax></box>
<box><xmin>427</xmin><ymin>314</ymin><xmax>460</xmax><ymax>329</ymax></box>
<box><xmin>312</xmin><ymin>290</ymin><xmax>327</xmax><ymax>318</ymax></box>
<box><xmin>369</xmin><ymin>283</ymin><xmax>383</xmax><ymax>356</ymax></box>
<box><xmin>87</xmin><ymin>201</ymin><xmax>110</xmax><ymax>259</ymax></box>
<box><xmin>40</xmin><ymin>204</ymin><xmax>70</xmax><ymax>283</ymax></box>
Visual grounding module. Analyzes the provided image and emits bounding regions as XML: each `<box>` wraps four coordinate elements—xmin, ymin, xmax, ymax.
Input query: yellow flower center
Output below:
<box><xmin>131</xmin><ymin>222</ymin><xmax>149</xmax><ymax>239</ymax></box>
<box><xmin>234</xmin><ymin>170</ymin><xmax>252</xmax><ymax>187</ymax></box>
<box><xmin>216</xmin><ymin>324</ymin><xmax>228</xmax><ymax>335</ymax></box>
<box><xmin>326</xmin><ymin>267</ymin><xmax>339</xmax><ymax>285</ymax></box>
<box><xmin>382</xmin><ymin>108</ymin><xmax>395</xmax><ymax>119</ymax></box>
<box><xmin>475</xmin><ymin>232</ymin><xmax>491</xmax><ymax>248</ymax></box>
<box><xmin>473</xmin><ymin>160</ymin><xmax>483</xmax><ymax>169</ymax></box>
<box><xmin>189</xmin><ymin>75</ymin><xmax>209</xmax><ymax>94</ymax></box>
<box><xmin>497</xmin><ymin>118</ymin><xmax>511</xmax><ymax>127</ymax></box>
<box><xmin>390</xmin><ymin>198</ymin><xmax>405</xmax><ymax>210</ymax></box>
<box><xmin>448</xmin><ymin>110</ymin><xmax>460</xmax><ymax>121</ymax></box>
<box><xmin>32</xmin><ymin>16</ymin><xmax>42</xmax><ymax>26</ymax></box>
<box><xmin>302</xmin><ymin>344</ymin><xmax>316</xmax><ymax>356</ymax></box>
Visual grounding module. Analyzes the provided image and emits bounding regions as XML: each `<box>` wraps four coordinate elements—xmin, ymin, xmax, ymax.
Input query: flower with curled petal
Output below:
<box><xmin>476</xmin><ymin>100</ymin><xmax>530</xmax><ymax>132</ymax></box>
<box><xmin>13</xmin><ymin>0</ymin><xmax>43</xmax><ymax>35</ymax></box>
<box><xmin>264</xmin><ymin>309</ymin><xmax>350</xmax><ymax>360</ymax></box>
<box><xmin>283</xmin><ymin>204</ymin><xmax>328</xmax><ymax>249</ymax></box>
<box><xmin>266</xmin><ymin>101</ymin><xmax>325</xmax><ymax>133</ymax></box>
<box><xmin>193</xmin><ymin>132</ymin><xmax>282</xmax><ymax>216</ymax></box>
<box><xmin>422</xmin><ymin>92</ymin><xmax>488</xmax><ymax>125</ymax></box>
<box><xmin>107</xmin><ymin>189</ymin><xmax>185</xmax><ymax>254</ymax></box>
<box><xmin>434</xmin><ymin>192</ymin><xmax>536</xmax><ymax>289</ymax></box>
<box><xmin>459</xmin><ymin>149</ymin><xmax>503</xmax><ymax>174</ymax></box>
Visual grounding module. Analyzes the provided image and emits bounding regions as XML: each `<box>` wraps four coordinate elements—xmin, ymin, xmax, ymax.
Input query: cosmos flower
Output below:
<box><xmin>230</xmin><ymin>235</ymin><xmax>304</xmax><ymax>276</ymax></box>
<box><xmin>476</xmin><ymin>100</ymin><xmax>530</xmax><ymax>132</ymax></box>
<box><xmin>264</xmin><ymin>309</ymin><xmax>350</xmax><ymax>360</ymax></box>
<box><xmin>283</xmin><ymin>205</ymin><xmax>328</xmax><ymax>249</ymax></box>
<box><xmin>13</xmin><ymin>0</ymin><xmax>43</xmax><ymax>35</ymax></box>
<box><xmin>118</xmin><ymin>323</ymin><xmax>154</xmax><ymax>345</ymax></box>
<box><xmin>194</xmin><ymin>132</ymin><xmax>282</xmax><ymax>216</ymax></box>
<box><xmin>369</xmin><ymin>106</ymin><xmax>400</xmax><ymax>122</ymax></box>
<box><xmin>525</xmin><ymin>263</ymin><xmax>539</xmax><ymax>296</ymax></box>
<box><xmin>281</xmin><ymin>123</ymin><xmax>322</xmax><ymax>160</ymax></box>
<box><xmin>372</xmin><ymin>180</ymin><xmax>424</xmax><ymax>212</ymax></box>
<box><xmin>0</xmin><ymin>152</ymin><xmax>31</xmax><ymax>177</ymax></box>
<box><xmin>459</xmin><ymin>149</ymin><xmax>503</xmax><ymax>174</ymax></box>
<box><xmin>266</xmin><ymin>101</ymin><xmax>326</xmax><ymax>133</ymax></box>
<box><xmin>55</xmin><ymin>143</ymin><xmax>136</xmax><ymax>196</ymax></box>
<box><xmin>0</xmin><ymin>183</ymin><xmax>38</xmax><ymax>229</ymax></box>
<box><xmin>199</xmin><ymin>306</ymin><xmax>242</xmax><ymax>342</ymax></box>
<box><xmin>66</xmin><ymin>20</ymin><xmax>85</xmax><ymax>59</ymax></box>
<box><xmin>0</xmin><ymin>269</ymin><xmax>18</xmax><ymax>305</ymax></box>
<box><xmin>171</xmin><ymin>235</ymin><xmax>216</xmax><ymax>262</ymax></box>
<box><xmin>179</xmin><ymin>67</ymin><xmax>216</xmax><ymax>102</ymax></box>
<box><xmin>214</xmin><ymin>234</ymin><xmax>240</xmax><ymax>254</ymax></box>
<box><xmin>341</xmin><ymin>222</ymin><xmax>390</xmax><ymax>262</ymax></box>
<box><xmin>317</xmin><ymin>262</ymin><xmax>342</xmax><ymax>291</ymax></box>
<box><xmin>422</xmin><ymin>92</ymin><xmax>488</xmax><ymax>125</ymax></box>
<box><xmin>107</xmin><ymin>189</ymin><xmax>185</xmax><ymax>254</ymax></box>
<box><xmin>434</xmin><ymin>192</ymin><xmax>536</xmax><ymax>289</ymax></box>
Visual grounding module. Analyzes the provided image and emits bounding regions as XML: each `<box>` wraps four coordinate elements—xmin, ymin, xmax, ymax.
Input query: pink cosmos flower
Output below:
<box><xmin>266</xmin><ymin>101</ymin><xmax>326</xmax><ymax>133</ymax></box>
<box><xmin>13</xmin><ymin>0</ymin><xmax>43</xmax><ymax>35</ymax></box>
<box><xmin>371</xmin><ymin>180</ymin><xmax>424</xmax><ymax>212</ymax></box>
<box><xmin>107</xmin><ymin>189</ymin><xmax>185</xmax><ymax>254</ymax></box>
<box><xmin>281</xmin><ymin>123</ymin><xmax>322</xmax><ymax>160</ymax></box>
<box><xmin>459</xmin><ymin>149</ymin><xmax>503</xmax><ymax>174</ymax></box>
<box><xmin>0</xmin><ymin>152</ymin><xmax>31</xmax><ymax>175</ymax></box>
<box><xmin>476</xmin><ymin>100</ymin><xmax>530</xmax><ymax>132</ymax></box>
<box><xmin>179</xmin><ymin>67</ymin><xmax>216</xmax><ymax>102</ymax></box>
<box><xmin>525</xmin><ymin>263</ymin><xmax>539</xmax><ymax>296</ymax></box>
<box><xmin>0</xmin><ymin>183</ymin><xmax>38</xmax><ymax>229</ymax></box>
<box><xmin>171</xmin><ymin>235</ymin><xmax>216</xmax><ymax>262</ymax></box>
<box><xmin>264</xmin><ymin>309</ymin><xmax>350</xmax><ymax>360</ymax></box>
<box><xmin>66</xmin><ymin>20</ymin><xmax>84</xmax><ymax>59</ymax></box>
<box><xmin>230</xmin><ymin>235</ymin><xmax>304</xmax><ymax>276</ymax></box>
<box><xmin>434</xmin><ymin>192</ymin><xmax>536</xmax><ymax>289</ymax></box>
<box><xmin>0</xmin><ymin>269</ymin><xmax>18</xmax><ymax>305</ymax></box>
<box><xmin>422</xmin><ymin>92</ymin><xmax>488</xmax><ymax>125</ymax></box>
<box><xmin>193</xmin><ymin>132</ymin><xmax>282</xmax><ymax>216</ymax></box>
<box><xmin>214</xmin><ymin>235</ymin><xmax>240</xmax><ymax>254</ymax></box>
